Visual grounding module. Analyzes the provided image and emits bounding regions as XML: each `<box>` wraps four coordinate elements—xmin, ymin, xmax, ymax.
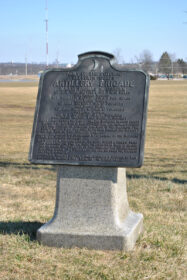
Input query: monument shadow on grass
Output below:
<box><xmin>0</xmin><ymin>221</ymin><xmax>43</xmax><ymax>241</ymax></box>
<box><xmin>126</xmin><ymin>174</ymin><xmax>187</xmax><ymax>185</ymax></box>
<box><xmin>0</xmin><ymin>161</ymin><xmax>185</xmax><ymax>184</ymax></box>
<box><xmin>0</xmin><ymin>161</ymin><xmax>56</xmax><ymax>171</ymax></box>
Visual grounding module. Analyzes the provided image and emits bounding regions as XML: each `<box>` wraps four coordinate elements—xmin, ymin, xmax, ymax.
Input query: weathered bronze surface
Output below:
<box><xmin>29</xmin><ymin>51</ymin><xmax>149</xmax><ymax>167</ymax></box>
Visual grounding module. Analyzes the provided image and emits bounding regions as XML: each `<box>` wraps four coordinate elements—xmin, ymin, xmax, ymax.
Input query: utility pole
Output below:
<box><xmin>45</xmin><ymin>0</ymin><xmax>49</xmax><ymax>67</ymax></box>
<box><xmin>155</xmin><ymin>63</ymin><xmax>158</xmax><ymax>77</ymax></box>
<box><xmin>25</xmin><ymin>55</ymin><xmax>28</xmax><ymax>76</ymax></box>
<box><xmin>56</xmin><ymin>50</ymin><xmax>59</xmax><ymax>68</ymax></box>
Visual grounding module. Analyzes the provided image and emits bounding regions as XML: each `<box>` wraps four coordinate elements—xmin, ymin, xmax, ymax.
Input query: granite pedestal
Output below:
<box><xmin>37</xmin><ymin>166</ymin><xmax>143</xmax><ymax>251</ymax></box>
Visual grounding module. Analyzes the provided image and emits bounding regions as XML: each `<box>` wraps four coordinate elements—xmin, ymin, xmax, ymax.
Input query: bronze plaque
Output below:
<box><xmin>29</xmin><ymin>51</ymin><xmax>149</xmax><ymax>167</ymax></box>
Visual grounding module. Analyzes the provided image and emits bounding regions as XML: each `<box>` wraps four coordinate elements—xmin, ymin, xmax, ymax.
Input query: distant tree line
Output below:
<box><xmin>0</xmin><ymin>63</ymin><xmax>46</xmax><ymax>75</ymax></box>
<box><xmin>113</xmin><ymin>49</ymin><xmax>187</xmax><ymax>78</ymax></box>
<box><xmin>134</xmin><ymin>50</ymin><xmax>187</xmax><ymax>77</ymax></box>
<box><xmin>0</xmin><ymin>51</ymin><xmax>187</xmax><ymax>77</ymax></box>
<box><xmin>0</xmin><ymin>62</ymin><xmax>67</xmax><ymax>75</ymax></box>
<box><xmin>157</xmin><ymin>52</ymin><xmax>187</xmax><ymax>76</ymax></box>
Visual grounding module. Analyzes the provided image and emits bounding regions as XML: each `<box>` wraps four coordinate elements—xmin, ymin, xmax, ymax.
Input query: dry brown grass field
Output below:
<box><xmin>0</xmin><ymin>80</ymin><xmax>186</xmax><ymax>280</ymax></box>
<box><xmin>0</xmin><ymin>75</ymin><xmax>39</xmax><ymax>80</ymax></box>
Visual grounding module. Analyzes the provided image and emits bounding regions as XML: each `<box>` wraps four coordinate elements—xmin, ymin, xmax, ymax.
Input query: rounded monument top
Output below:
<box><xmin>78</xmin><ymin>51</ymin><xmax>115</xmax><ymax>60</ymax></box>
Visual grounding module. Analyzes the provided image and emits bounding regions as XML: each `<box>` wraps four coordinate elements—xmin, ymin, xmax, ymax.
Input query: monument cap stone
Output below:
<box><xmin>29</xmin><ymin>51</ymin><xmax>149</xmax><ymax>167</ymax></box>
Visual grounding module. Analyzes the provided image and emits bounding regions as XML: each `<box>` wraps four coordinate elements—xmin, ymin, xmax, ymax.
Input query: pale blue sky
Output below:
<box><xmin>0</xmin><ymin>0</ymin><xmax>186</xmax><ymax>63</ymax></box>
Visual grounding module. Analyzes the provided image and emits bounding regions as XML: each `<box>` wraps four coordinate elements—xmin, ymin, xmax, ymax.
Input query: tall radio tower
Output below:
<box><xmin>45</xmin><ymin>0</ymin><xmax>48</xmax><ymax>67</ymax></box>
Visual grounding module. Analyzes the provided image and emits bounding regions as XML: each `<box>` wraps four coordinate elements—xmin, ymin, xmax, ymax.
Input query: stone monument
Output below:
<box><xmin>29</xmin><ymin>51</ymin><xmax>149</xmax><ymax>250</ymax></box>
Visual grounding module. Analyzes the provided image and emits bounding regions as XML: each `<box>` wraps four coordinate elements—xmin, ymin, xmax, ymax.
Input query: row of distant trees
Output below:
<box><xmin>0</xmin><ymin>62</ymin><xmax>67</xmax><ymax>75</ymax></box>
<box><xmin>137</xmin><ymin>50</ymin><xmax>187</xmax><ymax>75</ymax></box>
<box><xmin>0</xmin><ymin>50</ymin><xmax>186</xmax><ymax>76</ymax></box>
<box><xmin>114</xmin><ymin>49</ymin><xmax>187</xmax><ymax>76</ymax></box>
<box><xmin>0</xmin><ymin>63</ymin><xmax>46</xmax><ymax>75</ymax></box>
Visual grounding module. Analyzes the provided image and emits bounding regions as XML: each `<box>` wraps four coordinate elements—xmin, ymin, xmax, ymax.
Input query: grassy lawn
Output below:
<box><xmin>0</xmin><ymin>80</ymin><xmax>186</xmax><ymax>279</ymax></box>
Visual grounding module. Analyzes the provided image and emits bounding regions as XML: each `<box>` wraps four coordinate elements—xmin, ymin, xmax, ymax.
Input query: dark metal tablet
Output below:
<box><xmin>29</xmin><ymin>51</ymin><xmax>149</xmax><ymax>167</ymax></box>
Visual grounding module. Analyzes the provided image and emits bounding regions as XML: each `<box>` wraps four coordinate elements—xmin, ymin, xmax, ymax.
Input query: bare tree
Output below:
<box><xmin>113</xmin><ymin>48</ymin><xmax>124</xmax><ymax>64</ymax></box>
<box><xmin>169</xmin><ymin>53</ymin><xmax>176</xmax><ymax>75</ymax></box>
<box><xmin>135</xmin><ymin>50</ymin><xmax>153</xmax><ymax>73</ymax></box>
